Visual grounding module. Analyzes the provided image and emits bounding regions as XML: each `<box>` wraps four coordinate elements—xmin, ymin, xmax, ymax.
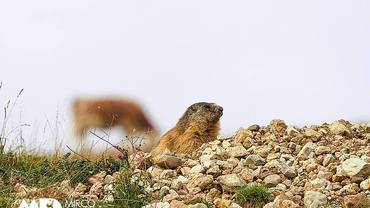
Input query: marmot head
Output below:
<box><xmin>177</xmin><ymin>102</ymin><xmax>223</xmax><ymax>130</ymax></box>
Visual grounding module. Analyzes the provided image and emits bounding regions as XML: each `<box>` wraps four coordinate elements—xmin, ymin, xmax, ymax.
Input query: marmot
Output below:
<box><xmin>73</xmin><ymin>98</ymin><xmax>159</xmax><ymax>151</ymax></box>
<box><xmin>151</xmin><ymin>102</ymin><xmax>223</xmax><ymax>155</ymax></box>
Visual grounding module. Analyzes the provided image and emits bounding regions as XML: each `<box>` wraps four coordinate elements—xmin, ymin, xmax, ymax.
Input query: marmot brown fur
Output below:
<box><xmin>151</xmin><ymin>102</ymin><xmax>223</xmax><ymax>156</ymax></box>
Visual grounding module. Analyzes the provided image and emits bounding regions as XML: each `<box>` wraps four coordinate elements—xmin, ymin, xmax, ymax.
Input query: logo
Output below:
<box><xmin>19</xmin><ymin>198</ymin><xmax>62</xmax><ymax>208</ymax></box>
<box><xmin>19</xmin><ymin>198</ymin><xmax>96</xmax><ymax>208</ymax></box>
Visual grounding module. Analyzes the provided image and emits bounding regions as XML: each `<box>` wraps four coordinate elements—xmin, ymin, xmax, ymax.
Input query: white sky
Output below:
<box><xmin>1</xmin><ymin>0</ymin><xmax>370</xmax><ymax>151</ymax></box>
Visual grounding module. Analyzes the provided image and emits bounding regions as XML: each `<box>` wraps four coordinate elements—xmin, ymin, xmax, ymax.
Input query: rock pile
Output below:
<box><xmin>13</xmin><ymin>120</ymin><xmax>370</xmax><ymax>208</ymax></box>
<box><xmin>140</xmin><ymin>119</ymin><xmax>370</xmax><ymax>208</ymax></box>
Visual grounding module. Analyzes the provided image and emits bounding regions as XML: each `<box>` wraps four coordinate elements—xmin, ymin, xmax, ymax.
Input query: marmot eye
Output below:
<box><xmin>189</xmin><ymin>106</ymin><xmax>197</xmax><ymax>112</ymax></box>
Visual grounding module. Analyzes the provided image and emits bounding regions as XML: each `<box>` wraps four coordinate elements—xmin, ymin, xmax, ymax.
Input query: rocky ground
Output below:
<box><xmin>13</xmin><ymin>120</ymin><xmax>370</xmax><ymax>208</ymax></box>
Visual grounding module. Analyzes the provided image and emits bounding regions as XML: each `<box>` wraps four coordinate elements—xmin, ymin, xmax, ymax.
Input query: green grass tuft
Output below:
<box><xmin>97</xmin><ymin>168</ymin><xmax>150</xmax><ymax>208</ymax></box>
<box><xmin>200</xmin><ymin>199</ymin><xmax>213</xmax><ymax>208</ymax></box>
<box><xmin>0</xmin><ymin>150</ymin><xmax>128</xmax><ymax>205</ymax></box>
<box><xmin>235</xmin><ymin>183</ymin><xmax>271</xmax><ymax>208</ymax></box>
<box><xmin>0</xmin><ymin>151</ymin><xmax>126</xmax><ymax>187</ymax></box>
<box><xmin>0</xmin><ymin>194</ymin><xmax>13</xmax><ymax>208</ymax></box>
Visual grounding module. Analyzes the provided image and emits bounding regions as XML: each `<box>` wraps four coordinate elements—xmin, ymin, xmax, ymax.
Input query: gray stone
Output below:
<box><xmin>186</xmin><ymin>174</ymin><xmax>213</xmax><ymax>193</ymax></box>
<box><xmin>218</xmin><ymin>174</ymin><xmax>246</xmax><ymax>188</ymax></box>
<box><xmin>315</xmin><ymin>146</ymin><xmax>331</xmax><ymax>155</ymax></box>
<box><xmin>263</xmin><ymin>174</ymin><xmax>282</xmax><ymax>188</ymax></box>
<box><xmin>359</xmin><ymin>178</ymin><xmax>370</xmax><ymax>190</ymax></box>
<box><xmin>297</xmin><ymin>142</ymin><xmax>317</xmax><ymax>159</ymax></box>
<box><xmin>280</xmin><ymin>164</ymin><xmax>297</xmax><ymax>179</ymax></box>
<box><xmin>341</xmin><ymin>157</ymin><xmax>370</xmax><ymax>178</ymax></box>
<box><xmin>322</xmin><ymin>154</ymin><xmax>334</xmax><ymax>166</ymax></box>
<box><xmin>163</xmin><ymin>190</ymin><xmax>179</xmax><ymax>202</ymax></box>
<box><xmin>230</xmin><ymin>203</ymin><xmax>243</xmax><ymax>208</ymax></box>
<box><xmin>142</xmin><ymin>202</ymin><xmax>170</xmax><ymax>208</ymax></box>
<box><xmin>154</xmin><ymin>155</ymin><xmax>182</xmax><ymax>169</ymax></box>
<box><xmin>310</xmin><ymin>178</ymin><xmax>332</xmax><ymax>190</ymax></box>
<box><xmin>160</xmin><ymin>170</ymin><xmax>177</xmax><ymax>179</ymax></box>
<box><xmin>304</xmin><ymin>191</ymin><xmax>327</xmax><ymax>208</ymax></box>
<box><xmin>225</xmin><ymin>146</ymin><xmax>248</xmax><ymax>157</ymax></box>
<box><xmin>188</xmin><ymin>203</ymin><xmax>208</xmax><ymax>208</ymax></box>
<box><xmin>329</xmin><ymin>121</ymin><xmax>350</xmax><ymax>136</ymax></box>
<box><xmin>189</xmin><ymin>164</ymin><xmax>205</xmax><ymax>175</ymax></box>
<box><xmin>304</xmin><ymin>129</ymin><xmax>322</xmax><ymax>139</ymax></box>
<box><xmin>245</xmin><ymin>155</ymin><xmax>266</xmax><ymax>166</ymax></box>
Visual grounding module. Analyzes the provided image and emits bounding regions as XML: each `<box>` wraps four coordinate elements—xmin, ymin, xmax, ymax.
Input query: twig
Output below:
<box><xmin>90</xmin><ymin>131</ymin><xmax>119</xmax><ymax>148</ymax></box>
<box><xmin>66</xmin><ymin>145</ymin><xmax>92</xmax><ymax>162</ymax></box>
<box><xmin>90</xmin><ymin>131</ymin><xmax>129</xmax><ymax>161</ymax></box>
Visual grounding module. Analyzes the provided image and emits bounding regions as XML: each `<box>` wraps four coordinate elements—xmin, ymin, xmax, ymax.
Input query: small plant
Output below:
<box><xmin>200</xmin><ymin>199</ymin><xmax>213</xmax><ymax>208</ymax></box>
<box><xmin>0</xmin><ymin>86</ymin><xmax>26</xmax><ymax>154</ymax></box>
<box><xmin>235</xmin><ymin>183</ymin><xmax>271</xmax><ymax>208</ymax></box>
<box><xmin>0</xmin><ymin>196</ymin><xmax>13</xmax><ymax>208</ymax></box>
<box><xmin>360</xmin><ymin>200</ymin><xmax>370</xmax><ymax>208</ymax></box>
<box><xmin>98</xmin><ymin>167</ymin><xmax>150</xmax><ymax>208</ymax></box>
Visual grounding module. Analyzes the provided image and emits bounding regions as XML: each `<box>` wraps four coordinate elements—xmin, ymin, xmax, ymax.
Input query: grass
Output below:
<box><xmin>0</xmin><ymin>151</ymin><xmax>126</xmax><ymax>187</ymax></box>
<box><xmin>98</xmin><ymin>168</ymin><xmax>150</xmax><ymax>208</ymax></box>
<box><xmin>200</xmin><ymin>199</ymin><xmax>214</xmax><ymax>208</ymax></box>
<box><xmin>0</xmin><ymin>150</ymin><xmax>151</xmax><ymax>208</ymax></box>
<box><xmin>235</xmin><ymin>183</ymin><xmax>271</xmax><ymax>208</ymax></box>
<box><xmin>0</xmin><ymin>151</ymin><xmax>130</xmax><ymax>207</ymax></box>
<box><xmin>358</xmin><ymin>200</ymin><xmax>370</xmax><ymax>208</ymax></box>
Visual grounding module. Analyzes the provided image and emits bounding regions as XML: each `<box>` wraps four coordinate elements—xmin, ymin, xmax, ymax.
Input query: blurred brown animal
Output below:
<box><xmin>151</xmin><ymin>102</ymin><xmax>223</xmax><ymax>158</ymax></box>
<box><xmin>73</xmin><ymin>98</ymin><xmax>159</xmax><ymax>152</ymax></box>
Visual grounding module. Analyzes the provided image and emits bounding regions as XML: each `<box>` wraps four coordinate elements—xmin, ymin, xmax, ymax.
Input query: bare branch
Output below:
<box><xmin>66</xmin><ymin>145</ymin><xmax>92</xmax><ymax>162</ymax></box>
<box><xmin>89</xmin><ymin>131</ymin><xmax>128</xmax><ymax>161</ymax></box>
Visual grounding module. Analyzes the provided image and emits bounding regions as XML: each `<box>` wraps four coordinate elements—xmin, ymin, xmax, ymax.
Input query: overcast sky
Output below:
<box><xmin>1</xmin><ymin>1</ymin><xmax>370</xmax><ymax>151</ymax></box>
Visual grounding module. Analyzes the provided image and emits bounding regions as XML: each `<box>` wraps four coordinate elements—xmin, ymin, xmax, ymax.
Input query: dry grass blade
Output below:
<box><xmin>66</xmin><ymin>145</ymin><xmax>92</xmax><ymax>162</ymax></box>
<box><xmin>90</xmin><ymin>131</ymin><xmax>129</xmax><ymax>162</ymax></box>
